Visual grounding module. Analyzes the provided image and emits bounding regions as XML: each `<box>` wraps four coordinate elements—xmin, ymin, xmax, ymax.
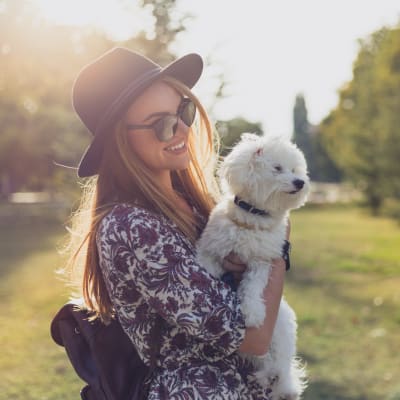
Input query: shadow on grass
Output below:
<box><xmin>303</xmin><ymin>379</ymin><xmax>367</xmax><ymax>400</ymax></box>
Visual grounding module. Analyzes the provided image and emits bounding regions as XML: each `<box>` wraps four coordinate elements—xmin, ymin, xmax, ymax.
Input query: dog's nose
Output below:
<box><xmin>293</xmin><ymin>179</ymin><xmax>304</xmax><ymax>190</ymax></box>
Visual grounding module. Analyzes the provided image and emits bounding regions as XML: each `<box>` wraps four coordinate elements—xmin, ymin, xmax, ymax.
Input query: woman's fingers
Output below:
<box><xmin>226</xmin><ymin>252</ymin><xmax>245</xmax><ymax>265</ymax></box>
<box><xmin>222</xmin><ymin>252</ymin><xmax>246</xmax><ymax>272</ymax></box>
<box><xmin>223</xmin><ymin>260</ymin><xmax>246</xmax><ymax>273</ymax></box>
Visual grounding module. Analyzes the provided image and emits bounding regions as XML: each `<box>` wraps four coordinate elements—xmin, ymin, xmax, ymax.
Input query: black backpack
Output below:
<box><xmin>50</xmin><ymin>302</ymin><xmax>162</xmax><ymax>400</ymax></box>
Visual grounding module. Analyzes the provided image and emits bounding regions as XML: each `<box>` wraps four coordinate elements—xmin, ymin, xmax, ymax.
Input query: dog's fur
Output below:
<box><xmin>196</xmin><ymin>133</ymin><xmax>309</xmax><ymax>399</ymax></box>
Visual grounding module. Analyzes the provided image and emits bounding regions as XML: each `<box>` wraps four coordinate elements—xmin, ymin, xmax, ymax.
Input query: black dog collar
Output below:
<box><xmin>234</xmin><ymin>196</ymin><xmax>269</xmax><ymax>216</ymax></box>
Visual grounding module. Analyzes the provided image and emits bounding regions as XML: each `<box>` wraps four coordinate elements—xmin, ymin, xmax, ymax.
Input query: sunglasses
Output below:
<box><xmin>126</xmin><ymin>98</ymin><xmax>196</xmax><ymax>142</ymax></box>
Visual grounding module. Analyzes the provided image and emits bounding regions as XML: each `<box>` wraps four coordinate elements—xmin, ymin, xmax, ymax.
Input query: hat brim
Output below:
<box><xmin>77</xmin><ymin>53</ymin><xmax>203</xmax><ymax>178</ymax></box>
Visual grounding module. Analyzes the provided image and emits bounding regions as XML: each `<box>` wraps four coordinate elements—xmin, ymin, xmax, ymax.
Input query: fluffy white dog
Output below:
<box><xmin>196</xmin><ymin>133</ymin><xmax>309</xmax><ymax>400</ymax></box>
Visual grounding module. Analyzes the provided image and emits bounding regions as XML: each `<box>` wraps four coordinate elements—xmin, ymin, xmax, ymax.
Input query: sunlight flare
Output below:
<box><xmin>32</xmin><ymin>0</ymin><xmax>152</xmax><ymax>40</ymax></box>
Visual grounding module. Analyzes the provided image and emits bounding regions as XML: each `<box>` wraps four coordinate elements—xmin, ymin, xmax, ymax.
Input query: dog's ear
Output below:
<box><xmin>240</xmin><ymin>132</ymin><xmax>260</xmax><ymax>142</ymax></box>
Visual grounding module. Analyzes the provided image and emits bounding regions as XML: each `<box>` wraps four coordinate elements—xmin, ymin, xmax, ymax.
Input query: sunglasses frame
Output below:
<box><xmin>126</xmin><ymin>97</ymin><xmax>196</xmax><ymax>142</ymax></box>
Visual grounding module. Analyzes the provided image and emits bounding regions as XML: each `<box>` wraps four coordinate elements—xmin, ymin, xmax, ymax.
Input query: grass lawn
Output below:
<box><xmin>0</xmin><ymin>204</ymin><xmax>399</xmax><ymax>399</ymax></box>
<box><xmin>288</xmin><ymin>205</ymin><xmax>400</xmax><ymax>400</ymax></box>
<box><xmin>0</xmin><ymin>221</ymin><xmax>82</xmax><ymax>399</ymax></box>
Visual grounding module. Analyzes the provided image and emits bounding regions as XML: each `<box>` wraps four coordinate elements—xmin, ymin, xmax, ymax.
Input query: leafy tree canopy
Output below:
<box><xmin>320</xmin><ymin>24</ymin><xmax>400</xmax><ymax>213</ymax></box>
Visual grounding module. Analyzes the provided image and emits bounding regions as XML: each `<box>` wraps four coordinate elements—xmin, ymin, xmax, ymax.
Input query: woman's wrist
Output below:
<box><xmin>271</xmin><ymin>257</ymin><xmax>287</xmax><ymax>271</ymax></box>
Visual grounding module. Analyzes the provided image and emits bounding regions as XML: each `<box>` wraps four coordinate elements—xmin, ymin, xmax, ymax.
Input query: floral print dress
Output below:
<box><xmin>96</xmin><ymin>203</ymin><xmax>274</xmax><ymax>400</ymax></box>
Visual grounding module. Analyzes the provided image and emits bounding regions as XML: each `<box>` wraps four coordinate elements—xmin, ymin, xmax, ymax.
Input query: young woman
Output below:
<box><xmin>67</xmin><ymin>47</ymin><xmax>288</xmax><ymax>399</ymax></box>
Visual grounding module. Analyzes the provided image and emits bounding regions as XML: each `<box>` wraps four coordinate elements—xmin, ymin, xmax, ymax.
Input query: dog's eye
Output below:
<box><xmin>274</xmin><ymin>165</ymin><xmax>283</xmax><ymax>173</ymax></box>
<box><xmin>291</xmin><ymin>168</ymin><xmax>296</xmax><ymax>173</ymax></box>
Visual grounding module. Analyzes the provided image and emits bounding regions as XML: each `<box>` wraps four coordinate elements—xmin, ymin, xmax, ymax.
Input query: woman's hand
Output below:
<box><xmin>222</xmin><ymin>252</ymin><xmax>247</xmax><ymax>287</ymax></box>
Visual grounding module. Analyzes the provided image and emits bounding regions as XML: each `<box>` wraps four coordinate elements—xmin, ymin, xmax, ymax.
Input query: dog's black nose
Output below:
<box><xmin>293</xmin><ymin>179</ymin><xmax>304</xmax><ymax>190</ymax></box>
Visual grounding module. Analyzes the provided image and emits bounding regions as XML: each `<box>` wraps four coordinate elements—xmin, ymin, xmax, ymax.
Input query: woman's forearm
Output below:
<box><xmin>238</xmin><ymin>257</ymin><xmax>286</xmax><ymax>356</ymax></box>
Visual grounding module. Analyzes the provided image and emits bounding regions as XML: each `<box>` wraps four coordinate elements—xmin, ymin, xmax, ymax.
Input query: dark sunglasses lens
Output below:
<box><xmin>154</xmin><ymin>116</ymin><xmax>177</xmax><ymax>142</ymax></box>
<box><xmin>152</xmin><ymin>99</ymin><xmax>196</xmax><ymax>141</ymax></box>
<box><xmin>180</xmin><ymin>99</ymin><xmax>196</xmax><ymax>127</ymax></box>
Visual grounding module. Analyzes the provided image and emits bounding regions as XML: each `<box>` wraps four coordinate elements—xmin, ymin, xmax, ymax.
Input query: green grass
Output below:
<box><xmin>0</xmin><ymin>222</ymin><xmax>83</xmax><ymax>399</ymax></box>
<box><xmin>0</xmin><ymin>205</ymin><xmax>399</xmax><ymax>399</ymax></box>
<box><xmin>287</xmin><ymin>205</ymin><xmax>400</xmax><ymax>400</ymax></box>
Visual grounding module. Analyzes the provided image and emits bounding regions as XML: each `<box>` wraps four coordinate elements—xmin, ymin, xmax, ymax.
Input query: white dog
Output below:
<box><xmin>196</xmin><ymin>133</ymin><xmax>309</xmax><ymax>400</ymax></box>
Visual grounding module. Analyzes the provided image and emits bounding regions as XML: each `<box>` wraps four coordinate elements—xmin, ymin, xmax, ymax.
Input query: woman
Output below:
<box><xmin>67</xmin><ymin>47</ymin><xmax>288</xmax><ymax>399</ymax></box>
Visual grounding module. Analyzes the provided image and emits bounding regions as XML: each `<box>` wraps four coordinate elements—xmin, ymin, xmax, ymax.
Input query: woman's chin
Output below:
<box><xmin>166</xmin><ymin>152</ymin><xmax>191</xmax><ymax>171</ymax></box>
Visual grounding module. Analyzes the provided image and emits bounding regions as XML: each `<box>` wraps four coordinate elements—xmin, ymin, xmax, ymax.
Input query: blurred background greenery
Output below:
<box><xmin>0</xmin><ymin>0</ymin><xmax>399</xmax><ymax>399</ymax></box>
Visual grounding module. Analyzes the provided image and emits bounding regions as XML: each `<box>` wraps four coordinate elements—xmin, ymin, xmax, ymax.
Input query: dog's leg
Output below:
<box><xmin>238</xmin><ymin>260</ymin><xmax>271</xmax><ymax>327</ymax></box>
<box><xmin>257</xmin><ymin>300</ymin><xmax>306</xmax><ymax>400</ymax></box>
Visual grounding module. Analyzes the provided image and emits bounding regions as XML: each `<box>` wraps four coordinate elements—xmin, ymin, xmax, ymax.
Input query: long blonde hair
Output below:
<box><xmin>64</xmin><ymin>77</ymin><xmax>219</xmax><ymax>321</ymax></box>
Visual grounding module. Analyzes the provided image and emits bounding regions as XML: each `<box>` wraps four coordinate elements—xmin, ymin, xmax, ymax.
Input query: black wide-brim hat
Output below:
<box><xmin>72</xmin><ymin>47</ymin><xmax>203</xmax><ymax>178</ymax></box>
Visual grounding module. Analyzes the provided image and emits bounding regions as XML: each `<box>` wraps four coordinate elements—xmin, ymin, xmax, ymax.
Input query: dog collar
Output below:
<box><xmin>234</xmin><ymin>196</ymin><xmax>269</xmax><ymax>216</ymax></box>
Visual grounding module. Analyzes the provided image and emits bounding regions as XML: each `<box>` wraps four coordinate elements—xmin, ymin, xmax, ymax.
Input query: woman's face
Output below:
<box><xmin>124</xmin><ymin>81</ymin><xmax>191</xmax><ymax>184</ymax></box>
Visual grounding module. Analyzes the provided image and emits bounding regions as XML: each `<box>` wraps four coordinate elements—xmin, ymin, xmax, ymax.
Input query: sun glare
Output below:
<box><xmin>32</xmin><ymin>0</ymin><xmax>152</xmax><ymax>40</ymax></box>
<box><xmin>29</xmin><ymin>0</ymin><xmax>400</xmax><ymax>135</ymax></box>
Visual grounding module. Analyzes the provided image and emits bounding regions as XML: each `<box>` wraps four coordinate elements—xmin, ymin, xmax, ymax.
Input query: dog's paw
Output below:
<box><xmin>243</xmin><ymin>306</ymin><xmax>265</xmax><ymax>327</ymax></box>
<box><xmin>240</xmin><ymin>295</ymin><xmax>266</xmax><ymax>327</ymax></box>
<box><xmin>272</xmin><ymin>378</ymin><xmax>302</xmax><ymax>400</ymax></box>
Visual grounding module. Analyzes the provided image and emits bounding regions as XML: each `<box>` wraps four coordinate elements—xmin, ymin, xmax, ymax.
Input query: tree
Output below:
<box><xmin>0</xmin><ymin>0</ymin><xmax>114</xmax><ymax>197</ymax></box>
<box><xmin>121</xmin><ymin>0</ymin><xmax>191</xmax><ymax>65</ymax></box>
<box><xmin>320</xmin><ymin>25</ymin><xmax>400</xmax><ymax>214</ymax></box>
<box><xmin>293</xmin><ymin>94</ymin><xmax>314</xmax><ymax>169</ymax></box>
<box><xmin>292</xmin><ymin>94</ymin><xmax>342</xmax><ymax>182</ymax></box>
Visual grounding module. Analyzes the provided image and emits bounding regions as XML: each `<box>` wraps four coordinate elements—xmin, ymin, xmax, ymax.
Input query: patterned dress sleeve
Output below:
<box><xmin>99</xmin><ymin>205</ymin><xmax>246</xmax><ymax>357</ymax></box>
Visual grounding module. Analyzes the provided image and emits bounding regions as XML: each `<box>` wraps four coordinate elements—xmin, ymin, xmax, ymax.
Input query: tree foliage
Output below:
<box><xmin>0</xmin><ymin>0</ymin><xmax>106</xmax><ymax>195</ymax></box>
<box><xmin>135</xmin><ymin>0</ymin><xmax>191</xmax><ymax>64</ymax></box>
<box><xmin>292</xmin><ymin>94</ymin><xmax>342</xmax><ymax>182</ymax></box>
<box><xmin>320</xmin><ymin>25</ymin><xmax>400</xmax><ymax>213</ymax></box>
